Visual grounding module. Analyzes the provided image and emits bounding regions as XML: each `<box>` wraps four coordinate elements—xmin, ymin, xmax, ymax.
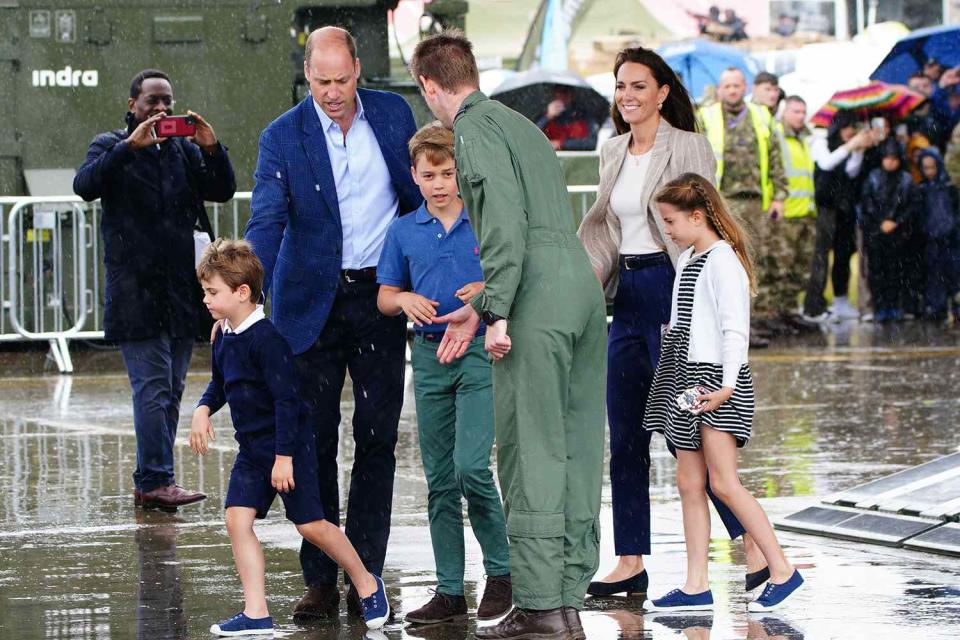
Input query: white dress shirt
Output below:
<box><xmin>313</xmin><ymin>95</ymin><xmax>398</xmax><ymax>269</ymax></box>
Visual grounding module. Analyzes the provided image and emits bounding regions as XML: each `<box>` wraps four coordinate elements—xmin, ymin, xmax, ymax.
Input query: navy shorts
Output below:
<box><xmin>224</xmin><ymin>430</ymin><xmax>325</xmax><ymax>525</ymax></box>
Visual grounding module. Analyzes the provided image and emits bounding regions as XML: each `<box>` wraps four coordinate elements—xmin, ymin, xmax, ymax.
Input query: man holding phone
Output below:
<box><xmin>74</xmin><ymin>68</ymin><xmax>236</xmax><ymax>512</ymax></box>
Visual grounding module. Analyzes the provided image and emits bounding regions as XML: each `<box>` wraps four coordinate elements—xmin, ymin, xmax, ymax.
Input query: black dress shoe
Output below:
<box><xmin>745</xmin><ymin>566</ymin><xmax>770</xmax><ymax>591</ymax></box>
<box><xmin>562</xmin><ymin>607</ymin><xmax>586</xmax><ymax>640</ymax></box>
<box><xmin>292</xmin><ymin>584</ymin><xmax>340</xmax><ymax>621</ymax></box>
<box><xmin>346</xmin><ymin>583</ymin><xmax>363</xmax><ymax>617</ymax></box>
<box><xmin>405</xmin><ymin>590</ymin><xmax>468</xmax><ymax>624</ymax></box>
<box><xmin>476</xmin><ymin>607</ymin><xmax>570</xmax><ymax>639</ymax></box>
<box><xmin>586</xmin><ymin>569</ymin><xmax>648</xmax><ymax>597</ymax></box>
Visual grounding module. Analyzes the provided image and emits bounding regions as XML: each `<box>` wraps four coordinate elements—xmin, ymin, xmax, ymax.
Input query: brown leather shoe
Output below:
<box><xmin>561</xmin><ymin>607</ymin><xmax>586</xmax><ymax>640</ymax></box>
<box><xmin>476</xmin><ymin>607</ymin><xmax>570</xmax><ymax>639</ymax></box>
<box><xmin>133</xmin><ymin>489</ymin><xmax>142</xmax><ymax>507</ymax></box>
<box><xmin>405</xmin><ymin>590</ymin><xmax>468</xmax><ymax>624</ymax></box>
<box><xmin>477</xmin><ymin>574</ymin><xmax>513</xmax><ymax>620</ymax></box>
<box><xmin>292</xmin><ymin>584</ymin><xmax>340</xmax><ymax>621</ymax></box>
<box><xmin>139</xmin><ymin>484</ymin><xmax>206</xmax><ymax>511</ymax></box>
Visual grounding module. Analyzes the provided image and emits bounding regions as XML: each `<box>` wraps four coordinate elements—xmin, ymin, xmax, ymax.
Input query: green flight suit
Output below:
<box><xmin>453</xmin><ymin>92</ymin><xmax>607</xmax><ymax>611</ymax></box>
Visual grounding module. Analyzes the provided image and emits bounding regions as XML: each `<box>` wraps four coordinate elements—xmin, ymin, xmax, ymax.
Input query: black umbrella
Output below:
<box><xmin>489</xmin><ymin>68</ymin><xmax>610</xmax><ymax>125</ymax></box>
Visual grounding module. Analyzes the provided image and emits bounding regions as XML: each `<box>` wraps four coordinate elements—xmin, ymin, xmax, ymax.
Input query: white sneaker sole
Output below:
<box><xmin>365</xmin><ymin>601</ymin><xmax>390</xmax><ymax>630</ymax></box>
<box><xmin>747</xmin><ymin>580</ymin><xmax>805</xmax><ymax>612</ymax></box>
<box><xmin>209</xmin><ymin>625</ymin><xmax>274</xmax><ymax>636</ymax></box>
<box><xmin>644</xmin><ymin>600</ymin><xmax>714</xmax><ymax>612</ymax></box>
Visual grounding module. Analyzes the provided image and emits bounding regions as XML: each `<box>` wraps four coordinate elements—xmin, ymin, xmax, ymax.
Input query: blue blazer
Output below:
<box><xmin>245</xmin><ymin>89</ymin><xmax>422</xmax><ymax>354</ymax></box>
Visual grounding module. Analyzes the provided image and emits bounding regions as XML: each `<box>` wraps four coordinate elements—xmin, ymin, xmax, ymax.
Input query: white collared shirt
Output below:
<box><xmin>224</xmin><ymin>305</ymin><xmax>265</xmax><ymax>335</ymax></box>
<box><xmin>312</xmin><ymin>95</ymin><xmax>398</xmax><ymax>270</ymax></box>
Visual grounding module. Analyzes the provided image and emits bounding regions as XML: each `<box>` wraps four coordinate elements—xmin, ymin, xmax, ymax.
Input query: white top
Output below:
<box><xmin>610</xmin><ymin>150</ymin><xmax>662</xmax><ymax>255</ymax></box>
<box><xmin>670</xmin><ymin>241</ymin><xmax>750</xmax><ymax>389</ymax></box>
<box><xmin>313</xmin><ymin>96</ymin><xmax>398</xmax><ymax>269</ymax></box>
<box><xmin>224</xmin><ymin>305</ymin><xmax>265</xmax><ymax>335</ymax></box>
<box><xmin>810</xmin><ymin>133</ymin><xmax>864</xmax><ymax>178</ymax></box>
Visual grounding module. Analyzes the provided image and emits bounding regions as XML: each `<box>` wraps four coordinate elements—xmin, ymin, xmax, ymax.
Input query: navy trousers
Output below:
<box><xmin>607</xmin><ymin>256</ymin><xmax>745</xmax><ymax>556</ymax></box>
<box><xmin>119</xmin><ymin>334</ymin><xmax>194</xmax><ymax>493</ymax></box>
<box><xmin>925</xmin><ymin>235</ymin><xmax>957</xmax><ymax>316</ymax></box>
<box><xmin>295</xmin><ymin>279</ymin><xmax>407</xmax><ymax>585</ymax></box>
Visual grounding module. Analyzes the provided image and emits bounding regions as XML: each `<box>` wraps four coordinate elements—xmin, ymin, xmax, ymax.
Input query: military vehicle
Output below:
<box><xmin>0</xmin><ymin>0</ymin><xmax>468</xmax><ymax>196</ymax></box>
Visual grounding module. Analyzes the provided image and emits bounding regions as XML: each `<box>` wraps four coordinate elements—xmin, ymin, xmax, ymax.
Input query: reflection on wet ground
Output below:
<box><xmin>1</xmin><ymin>322</ymin><xmax>960</xmax><ymax>638</ymax></box>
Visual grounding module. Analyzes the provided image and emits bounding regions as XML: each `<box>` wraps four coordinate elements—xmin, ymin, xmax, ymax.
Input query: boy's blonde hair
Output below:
<box><xmin>196</xmin><ymin>239</ymin><xmax>264</xmax><ymax>302</ymax></box>
<box><xmin>408</xmin><ymin>121</ymin><xmax>455</xmax><ymax>168</ymax></box>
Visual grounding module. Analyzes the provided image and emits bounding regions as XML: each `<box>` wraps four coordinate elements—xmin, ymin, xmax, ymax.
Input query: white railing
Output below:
<box><xmin>0</xmin><ymin>187</ymin><xmax>599</xmax><ymax>373</ymax></box>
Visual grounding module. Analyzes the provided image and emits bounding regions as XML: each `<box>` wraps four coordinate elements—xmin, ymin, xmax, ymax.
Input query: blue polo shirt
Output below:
<box><xmin>377</xmin><ymin>202</ymin><xmax>485</xmax><ymax>335</ymax></box>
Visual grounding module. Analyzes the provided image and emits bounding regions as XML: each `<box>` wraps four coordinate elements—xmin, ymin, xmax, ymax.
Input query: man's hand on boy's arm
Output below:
<box><xmin>189</xmin><ymin>406</ymin><xmax>216</xmax><ymax>455</ymax></box>
<box><xmin>455</xmin><ymin>281</ymin><xmax>485</xmax><ymax>304</ymax></box>
<box><xmin>272</xmin><ymin>455</ymin><xmax>295</xmax><ymax>493</ymax></box>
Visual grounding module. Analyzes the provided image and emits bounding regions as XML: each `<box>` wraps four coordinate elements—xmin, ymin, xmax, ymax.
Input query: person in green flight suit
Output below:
<box><xmin>410</xmin><ymin>30</ymin><xmax>608</xmax><ymax>640</ymax></box>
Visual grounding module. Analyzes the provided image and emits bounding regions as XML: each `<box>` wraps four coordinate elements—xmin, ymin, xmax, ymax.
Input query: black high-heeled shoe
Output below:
<box><xmin>745</xmin><ymin>566</ymin><xmax>770</xmax><ymax>591</ymax></box>
<box><xmin>586</xmin><ymin>570</ymin><xmax>648</xmax><ymax>597</ymax></box>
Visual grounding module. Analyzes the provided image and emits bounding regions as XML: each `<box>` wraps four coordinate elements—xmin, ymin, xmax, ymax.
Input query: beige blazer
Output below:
<box><xmin>577</xmin><ymin>118</ymin><xmax>716</xmax><ymax>299</ymax></box>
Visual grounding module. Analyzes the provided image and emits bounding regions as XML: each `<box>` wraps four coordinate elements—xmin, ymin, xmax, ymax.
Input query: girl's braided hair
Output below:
<box><xmin>656</xmin><ymin>173</ymin><xmax>757</xmax><ymax>295</ymax></box>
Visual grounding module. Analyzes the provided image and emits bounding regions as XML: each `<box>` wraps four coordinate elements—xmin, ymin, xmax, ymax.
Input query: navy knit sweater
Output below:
<box><xmin>198</xmin><ymin>317</ymin><xmax>301</xmax><ymax>456</ymax></box>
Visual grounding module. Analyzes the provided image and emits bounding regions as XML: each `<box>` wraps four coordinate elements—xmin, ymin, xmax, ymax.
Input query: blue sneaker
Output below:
<box><xmin>209</xmin><ymin>612</ymin><xmax>273</xmax><ymax>636</ymax></box>
<box><xmin>645</xmin><ymin>588</ymin><xmax>714</xmax><ymax>611</ymax></box>
<box><xmin>748</xmin><ymin>569</ymin><xmax>804</xmax><ymax>612</ymax></box>
<box><xmin>361</xmin><ymin>575</ymin><xmax>390</xmax><ymax>629</ymax></box>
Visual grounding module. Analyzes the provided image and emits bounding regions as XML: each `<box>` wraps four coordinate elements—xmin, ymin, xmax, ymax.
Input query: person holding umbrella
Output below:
<box><xmin>536</xmin><ymin>85</ymin><xmax>599</xmax><ymax>151</ymax></box>
<box><xmin>578</xmin><ymin>46</ymin><xmax>766</xmax><ymax>602</ymax></box>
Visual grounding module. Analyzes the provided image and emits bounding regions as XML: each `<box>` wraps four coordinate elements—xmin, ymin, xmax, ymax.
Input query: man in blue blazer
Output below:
<box><xmin>245</xmin><ymin>26</ymin><xmax>422</xmax><ymax>620</ymax></box>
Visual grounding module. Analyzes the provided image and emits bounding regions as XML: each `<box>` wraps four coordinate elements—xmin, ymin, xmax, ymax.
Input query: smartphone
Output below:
<box><xmin>870</xmin><ymin>116</ymin><xmax>886</xmax><ymax>131</ymax></box>
<box><xmin>155</xmin><ymin>115</ymin><xmax>197</xmax><ymax>138</ymax></box>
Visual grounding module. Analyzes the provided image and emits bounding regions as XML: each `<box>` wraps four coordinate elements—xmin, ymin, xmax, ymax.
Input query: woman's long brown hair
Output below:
<box><xmin>655</xmin><ymin>173</ymin><xmax>757</xmax><ymax>294</ymax></box>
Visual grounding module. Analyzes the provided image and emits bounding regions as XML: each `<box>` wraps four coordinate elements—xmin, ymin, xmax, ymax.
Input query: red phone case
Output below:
<box><xmin>156</xmin><ymin>116</ymin><xmax>197</xmax><ymax>138</ymax></box>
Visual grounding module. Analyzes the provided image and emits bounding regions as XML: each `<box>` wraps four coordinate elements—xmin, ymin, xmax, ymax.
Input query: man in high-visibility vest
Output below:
<box><xmin>774</xmin><ymin>95</ymin><xmax>817</xmax><ymax>320</ymax></box>
<box><xmin>698</xmin><ymin>67</ymin><xmax>788</xmax><ymax>332</ymax></box>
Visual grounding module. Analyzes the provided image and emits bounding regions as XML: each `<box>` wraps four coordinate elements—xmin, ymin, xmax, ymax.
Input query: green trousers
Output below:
<box><xmin>494</xmin><ymin>241</ymin><xmax>608</xmax><ymax>610</ymax></box>
<box><xmin>412</xmin><ymin>335</ymin><xmax>510</xmax><ymax>596</ymax></box>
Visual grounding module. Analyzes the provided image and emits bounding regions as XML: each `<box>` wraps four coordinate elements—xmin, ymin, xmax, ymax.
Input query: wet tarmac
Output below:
<box><xmin>2</xmin><ymin>321</ymin><xmax>960</xmax><ymax>639</ymax></box>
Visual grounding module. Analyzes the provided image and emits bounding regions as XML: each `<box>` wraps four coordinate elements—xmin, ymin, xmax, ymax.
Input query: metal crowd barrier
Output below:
<box><xmin>0</xmin><ymin>188</ymin><xmax>599</xmax><ymax>374</ymax></box>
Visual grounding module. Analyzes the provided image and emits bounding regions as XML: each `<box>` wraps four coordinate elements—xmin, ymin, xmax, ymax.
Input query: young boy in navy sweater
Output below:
<box><xmin>190</xmin><ymin>240</ymin><xmax>389</xmax><ymax>636</ymax></box>
<box><xmin>377</xmin><ymin>123</ymin><xmax>511</xmax><ymax>624</ymax></box>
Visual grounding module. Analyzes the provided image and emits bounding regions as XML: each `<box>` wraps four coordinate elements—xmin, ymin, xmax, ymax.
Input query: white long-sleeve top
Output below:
<box><xmin>809</xmin><ymin>133</ymin><xmax>864</xmax><ymax>178</ymax></box>
<box><xmin>670</xmin><ymin>241</ymin><xmax>750</xmax><ymax>389</ymax></box>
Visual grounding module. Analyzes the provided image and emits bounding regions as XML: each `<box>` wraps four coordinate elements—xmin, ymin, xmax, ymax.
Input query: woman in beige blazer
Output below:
<box><xmin>579</xmin><ymin>47</ymin><xmax>765</xmax><ymax>598</ymax></box>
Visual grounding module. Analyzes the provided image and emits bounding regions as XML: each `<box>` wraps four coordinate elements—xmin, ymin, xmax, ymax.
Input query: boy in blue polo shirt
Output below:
<box><xmin>189</xmin><ymin>239</ymin><xmax>389</xmax><ymax>636</ymax></box>
<box><xmin>377</xmin><ymin>122</ymin><xmax>511</xmax><ymax>624</ymax></box>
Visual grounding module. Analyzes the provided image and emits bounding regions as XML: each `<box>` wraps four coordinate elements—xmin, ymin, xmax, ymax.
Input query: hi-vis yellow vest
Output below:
<box><xmin>699</xmin><ymin>102</ymin><xmax>773</xmax><ymax>209</ymax></box>
<box><xmin>775</xmin><ymin>124</ymin><xmax>816</xmax><ymax>219</ymax></box>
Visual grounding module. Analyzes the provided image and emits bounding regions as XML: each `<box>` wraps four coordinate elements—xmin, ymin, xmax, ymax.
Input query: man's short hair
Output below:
<box><xmin>197</xmin><ymin>239</ymin><xmax>264</xmax><ymax>303</ymax></box>
<box><xmin>754</xmin><ymin>71</ymin><xmax>779</xmax><ymax>86</ymax></box>
<box><xmin>410</xmin><ymin>29</ymin><xmax>479</xmax><ymax>93</ymax></box>
<box><xmin>304</xmin><ymin>26</ymin><xmax>357</xmax><ymax>63</ymax></box>
<box><xmin>784</xmin><ymin>94</ymin><xmax>805</xmax><ymax>106</ymax></box>
<box><xmin>130</xmin><ymin>69</ymin><xmax>170</xmax><ymax>99</ymax></box>
<box><xmin>409</xmin><ymin>121</ymin><xmax>455</xmax><ymax>167</ymax></box>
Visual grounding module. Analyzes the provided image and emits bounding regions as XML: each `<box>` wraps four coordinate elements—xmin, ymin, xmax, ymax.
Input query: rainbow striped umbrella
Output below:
<box><xmin>810</xmin><ymin>81</ymin><xmax>926</xmax><ymax>128</ymax></box>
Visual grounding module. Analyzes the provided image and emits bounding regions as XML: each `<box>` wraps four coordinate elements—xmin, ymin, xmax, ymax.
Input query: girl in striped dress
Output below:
<box><xmin>643</xmin><ymin>173</ymin><xmax>804</xmax><ymax>612</ymax></box>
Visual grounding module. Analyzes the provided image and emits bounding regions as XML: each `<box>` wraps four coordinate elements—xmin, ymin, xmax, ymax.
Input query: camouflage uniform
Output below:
<box><xmin>777</xmin><ymin>124</ymin><xmax>817</xmax><ymax>316</ymax></box>
<box><xmin>718</xmin><ymin>108</ymin><xmax>789</xmax><ymax>322</ymax></box>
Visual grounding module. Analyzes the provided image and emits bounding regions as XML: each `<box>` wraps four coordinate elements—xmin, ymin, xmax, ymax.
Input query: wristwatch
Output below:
<box><xmin>481</xmin><ymin>310</ymin><xmax>505</xmax><ymax>326</ymax></box>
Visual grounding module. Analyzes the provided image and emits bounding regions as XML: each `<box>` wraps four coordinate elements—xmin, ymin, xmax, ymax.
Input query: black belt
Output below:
<box><xmin>619</xmin><ymin>253</ymin><xmax>669</xmax><ymax>271</ymax></box>
<box><xmin>728</xmin><ymin>192</ymin><xmax>761</xmax><ymax>200</ymax></box>
<box><xmin>416</xmin><ymin>331</ymin><xmax>444</xmax><ymax>343</ymax></box>
<box><xmin>340</xmin><ymin>267</ymin><xmax>377</xmax><ymax>283</ymax></box>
